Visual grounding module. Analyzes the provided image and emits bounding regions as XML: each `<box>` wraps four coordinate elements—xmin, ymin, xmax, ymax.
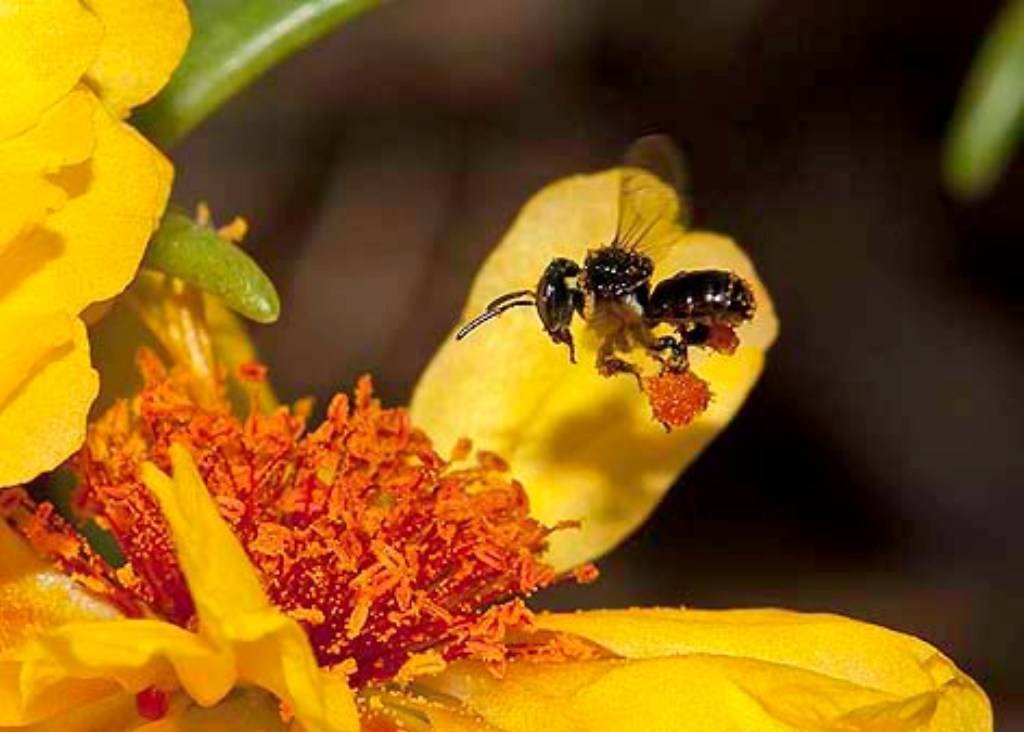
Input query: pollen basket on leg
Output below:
<box><xmin>4</xmin><ymin>350</ymin><xmax>592</xmax><ymax>686</ymax></box>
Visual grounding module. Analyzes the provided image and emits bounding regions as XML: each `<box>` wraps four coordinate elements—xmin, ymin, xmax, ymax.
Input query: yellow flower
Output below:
<box><xmin>0</xmin><ymin>361</ymin><xmax>990</xmax><ymax>732</ymax></box>
<box><xmin>0</xmin><ymin>0</ymin><xmax>190</xmax><ymax>487</ymax></box>
<box><xmin>0</xmin><ymin>450</ymin><xmax>991</xmax><ymax>732</ymax></box>
<box><xmin>0</xmin><ymin>447</ymin><xmax>357</xmax><ymax>732</ymax></box>
<box><xmin>411</xmin><ymin>169</ymin><xmax>779</xmax><ymax>568</ymax></box>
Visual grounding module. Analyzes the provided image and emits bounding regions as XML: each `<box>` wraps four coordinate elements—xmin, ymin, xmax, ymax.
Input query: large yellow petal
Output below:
<box><xmin>82</xmin><ymin>0</ymin><xmax>191</xmax><ymax>118</ymax></box>
<box><xmin>423</xmin><ymin>609</ymin><xmax>990</xmax><ymax>732</ymax></box>
<box><xmin>0</xmin><ymin>311</ymin><xmax>74</xmax><ymax>407</ymax></box>
<box><xmin>0</xmin><ymin>0</ymin><xmax>102</xmax><ymax>140</ymax></box>
<box><xmin>0</xmin><ymin>316</ymin><xmax>97</xmax><ymax>487</ymax></box>
<box><xmin>0</xmin><ymin>88</ymin><xmax>96</xmax><ymax>255</ymax></box>
<box><xmin>1</xmin><ymin>96</ymin><xmax>172</xmax><ymax>317</ymax></box>
<box><xmin>141</xmin><ymin>446</ymin><xmax>360</xmax><ymax>732</ymax></box>
<box><xmin>411</xmin><ymin>170</ymin><xmax>779</xmax><ymax>569</ymax></box>
<box><xmin>533</xmin><ymin>608</ymin><xmax>974</xmax><ymax>698</ymax></box>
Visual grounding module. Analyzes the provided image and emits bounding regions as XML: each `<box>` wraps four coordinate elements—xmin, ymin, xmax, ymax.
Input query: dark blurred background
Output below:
<box><xmin>172</xmin><ymin>0</ymin><xmax>1024</xmax><ymax>725</ymax></box>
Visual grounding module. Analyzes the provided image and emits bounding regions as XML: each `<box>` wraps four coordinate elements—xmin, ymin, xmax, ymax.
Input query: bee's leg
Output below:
<box><xmin>549</xmin><ymin>328</ymin><xmax>577</xmax><ymax>364</ymax></box>
<box><xmin>648</xmin><ymin>334</ymin><xmax>689</xmax><ymax>373</ymax></box>
<box><xmin>683</xmin><ymin>323</ymin><xmax>711</xmax><ymax>346</ymax></box>
<box><xmin>684</xmin><ymin>322</ymin><xmax>738</xmax><ymax>354</ymax></box>
<box><xmin>595</xmin><ymin>337</ymin><xmax>642</xmax><ymax>388</ymax></box>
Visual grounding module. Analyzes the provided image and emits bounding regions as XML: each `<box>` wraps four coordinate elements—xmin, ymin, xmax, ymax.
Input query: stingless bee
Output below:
<box><xmin>455</xmin><ymin>135</ymin><xmax>756</xmax><ymax>386</ymax></box>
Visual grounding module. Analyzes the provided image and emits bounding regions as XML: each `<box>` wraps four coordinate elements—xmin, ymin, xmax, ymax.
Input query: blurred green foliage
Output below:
<box><xmin>134</xmin><ymin>0</ymin><xmax>381</xmax><ymax>147</ymax></box>
<box><xmin>945</xmin><ymin>0</ymin><xmax>1024</xmax><ymax>199</ymax></box>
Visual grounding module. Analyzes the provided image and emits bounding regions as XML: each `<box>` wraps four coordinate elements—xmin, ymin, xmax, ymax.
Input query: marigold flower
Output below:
<box><xmin>412</xmin><ymin>169</ymin><xmax>780</xmax><ymax>568</ymax></box>
<box><xmin>0</xmin><ymin>0</ymin><xmax>190</xmax><ymax>487</ymax></box>
<box><xmin>0</xmin><ymin>357</ymin><xmax>991</xmax><ymax>731</ymax></box>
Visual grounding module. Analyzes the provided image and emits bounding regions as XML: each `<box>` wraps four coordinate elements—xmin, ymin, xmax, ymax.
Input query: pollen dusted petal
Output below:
<box><xmin>0</xmin><ymin>523</ymin><xmax>117</xmax><ymax>656</ymax></box>
<box><xmin>142</xmin><ymin>446</ymin><xmax>360</xmax><ymax>732</ymax></box>
<box><xmin>141</xmin><ymin>446</ymin><xmax>274</xmax><ymax>623</ymax></box>
<box><xmin>411</xmin><ymin>170</ymin><xmax>779</xmax><ymax>570</ymax></box>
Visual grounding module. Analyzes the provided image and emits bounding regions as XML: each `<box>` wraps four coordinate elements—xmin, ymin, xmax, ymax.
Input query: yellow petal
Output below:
<box><xmin>134</xmin><ymin>689</ymin><xmax>288</xmax><ymax>732</ymax></box>
<box><xmin>17</xmin><ymin>693</ymin><xmax>146</xmax><ymax>732</ymax></box>
<box><xmin>0</xmin><ymin>523</ymin><xmax>117</xmax><ymax>656</ymax></box>
<box><xmin>7</xmin><ymin>618</ymin><xmax>222</xmax><ymax>724</ymax></box>
<box><xmin>0</xmin><ymin>311</ymin><xmax>74</xmax><ymax>406</ymax></box>
<box><xmin>0</xmin><ymin>0</ymin><xmax>102</xmax><ymax>140</ymax></box>
<box><xmin>141</xmin><ymin>446</ymin><xmax>360</xmax><ymax>732</ymax></box>
<box><xmin>82</xmin><ymin>0</ymin><xmax>191</xmax><ymax>117</ymax></box>
<box><xmin>425</xmin><ymin>609</ymin><xmax>990</xmax><ymax>732</ymax></box>
<box><xmin>0</xmin><ymin>88</ymin><xmax>96</xmax><ymax>173</ymax></box>
<box><xmin>0</xmin><ymin>315</ymin><xmax>97</xmax><ymax>487</ymax></box>
<box><xmin>411</xmin><ymin>170</ymin><xmax>779</xmax><ymax>569</ymax></box>
<box><xmin>0</xmin><ymin>88</ymin><xmax>96</xmax><ymax>253</ymax></box>
<box><xmin>534</xmin><ymin>608</ymin><xmax>969</xmax><ymax>697</ymax></box>
<box><xmin>2</xmin><ymin>96</ymin><xmax>172</xmax><ymax>317</ymax></box>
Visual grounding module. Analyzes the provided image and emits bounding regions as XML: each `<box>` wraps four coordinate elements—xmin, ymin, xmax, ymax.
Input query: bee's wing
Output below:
<box><xmin>614</xmin><ymin>135</ymin><xmax>692</xmax><ymax>260</ymax></box>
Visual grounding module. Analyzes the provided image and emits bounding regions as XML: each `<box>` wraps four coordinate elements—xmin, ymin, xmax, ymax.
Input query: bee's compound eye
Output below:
<box><xmin>536</xmin><ymin>258</ymin><xmax>582</xmax><ymax>334</ymax></box>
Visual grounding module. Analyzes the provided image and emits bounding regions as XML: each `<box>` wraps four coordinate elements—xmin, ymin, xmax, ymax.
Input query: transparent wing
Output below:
<box><xmin>614</xmin><ymin>135</ymin><xmax>692</xmax><ymax>260</ymax></box>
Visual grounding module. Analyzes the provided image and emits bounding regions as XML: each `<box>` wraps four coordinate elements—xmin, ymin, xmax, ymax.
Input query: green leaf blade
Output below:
<box><xmin>145</xmin><ymin>210</ymin><xmax>281</xmax><ymax>324</ymax></box>
<box><xmin>134</xmin><ymin>0</ymin><xmax>381</xmax><ymax>146</ymax></box>
<box><xmin>944</xmin><ymin>0</ymin><xmax>1024</xmax><ymax>199</ymax></box>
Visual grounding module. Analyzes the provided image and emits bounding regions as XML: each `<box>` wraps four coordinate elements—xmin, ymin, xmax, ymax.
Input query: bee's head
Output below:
<box><xmin>535</xmin><ymin>258</ymin><xmax>583</xmax><ymax>335</ymax></box>
<box><xmin>454</xmin><ymin>257</ymin><xmax>585</xmax><ymax>351</ymax></box>
<box><xmin>582</xmin><ymin>248</ymin><xmax>653</xmax><ymax>299</ymax></box>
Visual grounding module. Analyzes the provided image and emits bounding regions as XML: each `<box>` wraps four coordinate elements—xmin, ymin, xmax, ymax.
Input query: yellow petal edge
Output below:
<box><xmin>417</xmin><ymin>608</ymin><xmax>991</xmax><ymax>732</ymax></box>
<box><xmin>411</xmin><ymin>169</ymin><xmax>779</xmax><ymax>569</ymax></box>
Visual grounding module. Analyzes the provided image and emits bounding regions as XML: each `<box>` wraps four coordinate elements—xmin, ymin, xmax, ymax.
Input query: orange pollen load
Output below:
<box><xmin>6</xmin><ymin>351</ymin><xmax>593</xmax><ymax>686</ymax></box>
<box><xmin>641</xmin><ymin>368</ymin><xmax>712</xmax><ymax>429</ymax></box>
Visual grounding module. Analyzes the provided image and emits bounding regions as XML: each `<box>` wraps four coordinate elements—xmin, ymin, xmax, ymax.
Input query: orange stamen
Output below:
<box><xmin>5</xmin><ymin>350</ymin><xmax>595</xmax><ymax>686</ymax></box>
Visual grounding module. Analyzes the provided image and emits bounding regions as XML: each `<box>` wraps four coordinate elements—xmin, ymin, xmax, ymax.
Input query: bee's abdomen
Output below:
<box><xmin>646</xmin><ymin>270</ymin><xmax>755</xmax><ymax>324</ymax></box>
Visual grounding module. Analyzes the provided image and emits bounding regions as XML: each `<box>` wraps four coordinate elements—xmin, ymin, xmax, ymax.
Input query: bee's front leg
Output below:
<box><xmin>548</xmin><ymin>327</ymin><xmax>577</xmax><ymax>363</ymax></box>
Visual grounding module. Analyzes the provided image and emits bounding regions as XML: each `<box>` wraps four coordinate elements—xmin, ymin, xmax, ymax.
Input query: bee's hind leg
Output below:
<box><xmin>595</xmin><ymin>337</ymin><xmax>643</xmax><ymax>389</ymax></box>
<box><xmin>648</xmin><ymin>334</ymin><xmax>689</xmax><ymax>373</ymax></box>
<box><xmin>684</xmin><ymin>322</ymin><xmax>739</xmax><ymax>354</ymax></box>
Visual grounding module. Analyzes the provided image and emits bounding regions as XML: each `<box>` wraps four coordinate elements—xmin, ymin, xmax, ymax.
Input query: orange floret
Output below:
<box><xmin>642</xmin><ymin>368</ymin><xmax>712</xmax><ymax>429</ymax></box>
<box><xmin>5</xmin><ymin>350</ymin><xmax>594</xmax><ymax>686</ymax></box>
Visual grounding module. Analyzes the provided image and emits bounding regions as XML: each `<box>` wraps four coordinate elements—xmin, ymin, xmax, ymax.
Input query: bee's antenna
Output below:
<box><xmin>483</xmin><ymin>289</ymin><xmax>534</xmax><ymax>309</ymax></box>
<box><xmin>456</xmin><ymin>293</ymin><xmax>535</xmax><ymax>340</ymax></box>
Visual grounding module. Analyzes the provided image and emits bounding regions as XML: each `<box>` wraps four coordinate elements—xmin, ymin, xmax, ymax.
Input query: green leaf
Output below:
<box><xmin>944</xmin><ymin>0</ymin><xmax>1024</xmax><ymax>199</ymax></box>
<box><xmin>144</xmin><ymin>210</ymin><xmax>281</xmax><ymax>323</ymax></box>
<box><xmin>134</xmin><ymin>0</ymin><xmax>381</xmax><ymax>146</ymax></box>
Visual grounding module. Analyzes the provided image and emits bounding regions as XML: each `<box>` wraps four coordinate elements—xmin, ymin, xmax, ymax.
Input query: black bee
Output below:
<box><xmin>455</xmin><ymin>135</ymin><xmax>756</xmax><ymax>381</ymax></box>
